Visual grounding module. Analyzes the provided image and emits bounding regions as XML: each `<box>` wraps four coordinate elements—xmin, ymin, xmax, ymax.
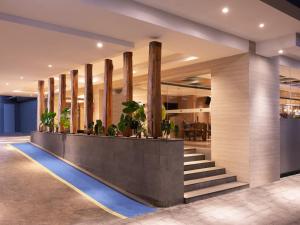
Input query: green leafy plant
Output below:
<box><xmin>174</xmin><ymin>124</ymin><xmax>179</xmax><ymax>138</ymax></box>
<box><xmin>118</xmin><ymin>100</ymin><xmax>147</xmax><ymax>138</ymax></box>
<box><xmin>40</xmin><ymin>109</ymin><xmax>56</xmax><ymax>132</ymax></box>
<box><xmin>86</xmin><ymin>121</ymin><xmax>94</xmax><ymax>135</ymax></box>
<box><xmin>94</xmin><ymin>120</ymin><xmax>104</xmax><ymax>135</ymax></box>
<box><xmin>107</xmin><ymin>124</ymin><xmax>118</xmax><ymax>136</ymax></box>
<box><xmin>161</xmin><ymin>119</ymin><xmax>175</xmax><ymax>140</ymax></box>
<box><xmin>60</xmin><ymin>107</ymin><xmax>70</xmax><ymax>132</ymax></box>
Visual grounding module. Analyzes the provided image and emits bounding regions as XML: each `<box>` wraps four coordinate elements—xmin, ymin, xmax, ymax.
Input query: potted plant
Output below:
<box><xmin>40</xmin><ymin>109</ymin><xmax>56</xmax><ymax>132</ymax></box>
<box><xmin>94</xmin><ymin>119</ymin><xmax>104</xmax><ymax>135</ymax></box>
<box><xmin>60</xmin><ymin>107</ymin><xmax>70</xmax><ymax>133</ymax></box>
<box><xmin>118</xmin><ymin>100</ymin><xmax>147</xmax><ymax>138</ymax></box>
<box><xmin>107</xmin><ymin>124</ymin><xmax>118</xmax><ymax>136</ymax></box>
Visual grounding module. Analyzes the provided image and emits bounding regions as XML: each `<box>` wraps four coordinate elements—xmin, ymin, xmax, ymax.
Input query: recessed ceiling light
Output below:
<box><xmin>20</xmin><ymin>76</ymin><xmax>24</xmax><ymax>80</ymax></box>
<box><xmin>184</xmin><ymin>56</ymin><xmax>198</xmax><ymax>61</ymax></box>
<box><xmin>222</xmin><ymin>7</ymin><xmax>229</xmax><ymax>14</ymax></box>
<box><xmin>54</xmin><ymin>77</ymin><xmax>59</xmax><ymax>81</ymax></box>
<box><xmin>97</xmin><ymin>42</ymin><xmax>103</xmax><ymax>48</ymax></box>
<box><xmin>48</xmin><ymin>64</ymin><xmax>53</xmax><ymax>68</ymax></box>
<box><xmin>13</xmin><ymin>90</ymin><xmax>22</xmax><ymax>93</ymax></box>
<box><xmin>259</xmin><ymin>23</ymin><xmax>265</xmax><ymax>28</ymax></box>
<box><xmin>278</xmin><ymin>49</ymin><xmax>284</xmax><ymax>54</ymax></box>
<box><xmin>5</xmin><ymin>82</ymin><xmax>9</xmax><ymax>86</ymax></box>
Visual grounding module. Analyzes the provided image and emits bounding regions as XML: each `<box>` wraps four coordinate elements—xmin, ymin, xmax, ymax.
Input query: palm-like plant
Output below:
<box><xmin>40</xmin><ymin>109</ymin><xmax>56</xmax><ymax>132</ymax></box>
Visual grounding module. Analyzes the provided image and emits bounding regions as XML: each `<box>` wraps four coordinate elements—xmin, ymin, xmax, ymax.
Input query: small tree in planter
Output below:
<box><xmin>107</xmin><ymin>124</ymin><xmax>118</xmax><ymax>136</ymax></box>
<box><xmin>40</xmin><ymin>109</ymin><xmax>56</xmax><ymax>132</ymax></box>
<box><xmin>118</xmin><ymin>100</ymin><xmax>147</xmax><ymax>138</ymax></box>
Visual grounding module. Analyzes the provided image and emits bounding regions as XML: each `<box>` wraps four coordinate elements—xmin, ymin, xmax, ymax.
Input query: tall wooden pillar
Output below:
<box><xmin>147</xmin><ymin>41</ymin><xmax>162</xmax><ymax>138</ymax></box>
<box><xmin>123</xmin><ymin>52</ymin><xmax>133</xmax><ymax>101</ymax></box>
<box><xmin>70</xmin><ymin>70</ymin><xmax>78</xmax><ymax>133</ymax></box>
<box><xmin>47</xmin><ymin>77</ymin><xmax>54</xmax><ymax>113</ymax></box>
<box><xmin>58</xmin><ymin>74</ymin><xmax>66</xmax><ymax>132</ymax></box>
<box><xmin>84</xmin><ymin>64</ymin><xmax>94</xmax><ymax>130</ymax></box>
<box><xmin>37</xmin><ymin>80</ymin><xmax>45</xmax><ymax>131</ymax></box>
<box><xmin>102</xmin><ymin>59</ymin><xmax>113</xmax><ymax>133</ymax></box>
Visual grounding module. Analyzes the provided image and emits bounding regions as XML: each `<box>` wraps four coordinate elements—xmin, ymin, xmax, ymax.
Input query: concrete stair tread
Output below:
<box><xmin>184</xmin><ymin>166</ymin><xmax>224</xmax><ymax>175</ymax></box>
<box><xmin>184</xmin><ymin>160</ymin><xmax>213</xmax><ymax>166</ymax></box>
<box><xmin>184</xmin><ymin>182</ymin><xmax>248</xmax><ymax>199</ymax></box>
<box><xmin>184</xmin><ymin>174</ymin><xmax>235</xmax><ymax>186</ymax></box>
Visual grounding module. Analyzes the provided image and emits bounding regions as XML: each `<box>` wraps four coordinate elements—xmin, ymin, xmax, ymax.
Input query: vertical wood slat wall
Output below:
<box><xmin>102</xmin><ymin>59</ymin><xmax>113</xmax><ymax>133</ymax></box>
<box><xmin>70</xmin><ymin>70</ymin><xmax>78</xmax><ymax>133</ymax></box>
<box><xmin>58</xmin><ymin>74</ymin><xmax>66</xmax><ymax>132</ymax></box>
<box><xmin>84</xmin><ymin>64</ymin><xmax>94</xmax><ymax>130</ymax></box>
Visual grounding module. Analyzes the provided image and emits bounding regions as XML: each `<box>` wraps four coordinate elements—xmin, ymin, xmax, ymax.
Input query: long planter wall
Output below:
<box><xmin>31</xmin><ymin>131</ymin><xmax>184</xmax><ymax>207</ymax></box>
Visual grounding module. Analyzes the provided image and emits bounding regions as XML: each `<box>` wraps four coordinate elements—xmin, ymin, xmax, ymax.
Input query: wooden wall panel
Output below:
<box><xmin>70</xmin><ymin>70</ymin><xmax>78</xmax><ymax>133</ymax></box>
<box><xmin>48</xmin><ymin>77</ymin><xmax>54</xmax><ymax>112</ymax></box>
<box><xmin>102</xmin><ymin>59</ymin><xmax>113</xmax><ymax>132</ymax></box>
<box><xmin>37</xmin><ymin>80</ymin><xmax>45</xmax><ymax>130</ymax></box>
<box><xmin>123</xmin><ymin>52</ymin><xmax>133</xmax><ymax>102</ymax></box>
<box><xmin>147</xmin><ymin>41</ymin><xmax>162</xmax><ymax>138</ymax></box>
<box><xmin>58</xmin><ymin>74</ymin><xmax>66</xmax><ymax>132</ymax></box>
<box><xmin>84</xmin><ymin>64</ymin><xmax>94</xmax><ymax>130</ymax></box>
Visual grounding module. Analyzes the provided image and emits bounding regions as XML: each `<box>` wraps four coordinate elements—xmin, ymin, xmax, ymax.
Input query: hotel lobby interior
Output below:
<box><xmin>0</xmin><ymin>0</ymin><xmax>300</xmax><ymax>224</ymax></box>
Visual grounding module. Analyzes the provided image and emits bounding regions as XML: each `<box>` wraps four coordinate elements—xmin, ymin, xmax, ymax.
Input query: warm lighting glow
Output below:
<box><xmin>259</xmin><ymin>23</ymin><xmax>265</xmax><ymax>28</ymax></box>
<box><xmin>222</xmin><ymin>7</ymin><xmax>229</xmax><ymax>14</ymax></box>
<box><xmin>184</xmin><ymin>56</ymin><xmax>198</xmax><ymax>61</ymax></box>
<box><xmin>5</xmin><ymin>82</ymin><xmax>9</xmax><ymax>86</ymax></box>
<box><xmin>48</xmin><ymin>64</ymin><xmax>53</xmax><ymax>68</ymax></box>
<box><xmin>97</xmin><ymin>42</ymin><xmax>103</xmax><ymax>48</ymax></box>
<box><xmin>54</xmin><ymin>77</ymin><xmax>59</xmax><ymax>81</ymax></box>
<box><xmin>278</xmin><ymin>49</ymin><xmax>284</xmax><ymax>54</ymax></box>
<box><xmin>20</xmin><ymin>76</ymin><xmax>24</xmax><ymax>80</ymax></box>
<box><xmin>133</xmin><ymin>70</ymin><xmax>137</xmax><ymax>74</ymax></box>
<box><xmin>79</xmin><ymin>78</ymin><xmax>85</xmax><ymax>83</ymax></box>
<box><xmin>13</xmin><ymin>90</ymin><xmax>22</xmax><ymax>93</ymax></box>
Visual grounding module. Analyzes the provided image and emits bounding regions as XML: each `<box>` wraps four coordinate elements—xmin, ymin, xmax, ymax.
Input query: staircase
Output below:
<box><xmin>184</xmin><ymin>147</ymin><xmax>248</xmax><ymax>203</ymax></box>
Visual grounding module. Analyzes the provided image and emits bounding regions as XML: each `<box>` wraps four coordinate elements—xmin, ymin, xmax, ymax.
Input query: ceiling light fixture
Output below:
<box><xmin>13</xmin><ymin>90</ymin><xmax>22</xmax><ymax>93</ymax></box>
<box><xmin>278</xmin><ymin>49</ymin><xmax>284</xmax><ymax>54</ymax></box>
<box><xmin>5</xmin><ymin>82</ymin><xmax>9</xmax><ymax>86</ymax></box>
<box><xmin>184</xmin><ymin>56</ymin><xmax>198</xmax><ymax>61</ymax></box>
<box><xmin>97</xmin><ymin>42</ymin><xmax>103</xmax><ymax>48</ymax></box>
<box><xmin>20</xmin><ymin>76</ymin><xmax>24</xmax><ymax>80</ymax></box>
<box><xmin>48</xmin><ymin>64</ymin><xmax>53</xmax><ymax>68</ymax></box>
<box><xmin>259</xmin><ymin>23</ymin><xmax>265</xmax><ymax>28</ymax></box>
<box><xmin>222</xmin><ymin>7</ymin><xmax>229</xmax><ymax>14</ymax></box>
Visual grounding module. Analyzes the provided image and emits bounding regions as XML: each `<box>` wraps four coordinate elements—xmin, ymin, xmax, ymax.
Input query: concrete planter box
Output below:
<box><xmin>31</xmin><ymin>131</ymin><xmax>184</xmax><ymax>207</ymax></box>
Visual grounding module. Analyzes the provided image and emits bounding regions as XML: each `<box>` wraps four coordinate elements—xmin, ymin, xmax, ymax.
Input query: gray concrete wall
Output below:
<box><xmin>280</xmin><ymin>118</ymin><xmax>300</xmax><ymax>175</ymax></box>
<box><xmin>31</xmin><ymin>132</ymin><xmax>184</xmax><ymax>207</ymax></box>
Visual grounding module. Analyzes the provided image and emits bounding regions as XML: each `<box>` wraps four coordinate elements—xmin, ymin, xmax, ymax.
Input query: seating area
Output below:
<box><xmin>183</xmin><ymin>122</ymin><xmax>211</xmax><ymax>141</ymax></box>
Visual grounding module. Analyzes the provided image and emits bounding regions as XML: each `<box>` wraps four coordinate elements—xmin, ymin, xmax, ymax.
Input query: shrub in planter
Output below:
<box><xmin>40</xmin><ymin>109</ymin><xmax>56</xmax><ymax>132</ymax></box>
<box><xmin>94</xmin><ymin>120</ymin><xmax>104</xmax><ymax>135</ymax></box>
<box><xmin>118</xmin><ymin>100</ymin><xmax>147</xmax><ymax>138</ymax></box>
<box><xmin>107</xmin><ymin>124</ymin><xmax>118</xmax><ymax>136</ymax></box>
<box><xmin>60</xmin><ymin>107</ymin><xmax>70</xmax><ymax>132</ymax></box>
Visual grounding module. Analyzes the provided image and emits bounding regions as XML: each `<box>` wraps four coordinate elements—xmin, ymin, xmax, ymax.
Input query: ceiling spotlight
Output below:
<box><xmin>5</xmin><ymin>82</ymin><xmax>9</xmax><ymax>86</ymax></box>
<box><xmin>259</xmin><ymin>23</ymin><xmax>265</xmax><ymax>28</ymax></box>
<box><xmin>278</xmin><ymin>49</ymin><xmax>284</xmax><ymax>54</ymax></box>
<box><xmin>222</xmin><ymin>7</ymin><xmax>229</xmax><ymax>14</ymax></box>
<box><xmin>20</xmin><ymin>76</ymin><xmax>24</xmax><ymax>80</ymax></box>
<box><xmin>97</xmin><ymin>42</ymin><xmax>103</xmax><ymax>48</ymax></box>
<box><xmin>48</xmin><ymin>64</ymin><xmax>53</xmax><ymax>68</ymax></box>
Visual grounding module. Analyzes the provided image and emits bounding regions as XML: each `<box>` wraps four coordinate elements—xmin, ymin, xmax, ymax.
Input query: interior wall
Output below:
<box><xmin>15</xmin><ymin>100</ymin><xmax>37</xmax><ymax>133</ymax></box>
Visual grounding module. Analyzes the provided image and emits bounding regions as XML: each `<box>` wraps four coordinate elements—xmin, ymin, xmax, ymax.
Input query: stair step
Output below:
<box><xmin>184</xmin><ymin>160</ymin><xmax>215</xmax><ymax>170</ymax></box>
<box><xmin>184</xmin><ymin>182</ymin><xmax>248</xmax><ymax>203</ymax></box>
<box><xmin>184</xmin><ymin>167</ymin><xmax>225</xmax><ymax>180</ymax></box>
<box><xmin>184</xmin><ymin>153</ymin><xmax>205</xmax><ymax>162</ymax></box>
<box><xmin>184</xmin><ymin>147</ymin><xmax>196</xmax><ymax>154</ymax></box>
<box><xmin>184</xmin><ymin>174</ymin><xmax>237</xmax><ymax>192</ymax></box>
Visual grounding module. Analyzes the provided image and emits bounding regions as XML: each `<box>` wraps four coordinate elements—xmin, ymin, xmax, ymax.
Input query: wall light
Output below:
<box><xmin>184</xmin><ymin>56</ymin><xmax>198</xmax><ymax>61</ymax></box>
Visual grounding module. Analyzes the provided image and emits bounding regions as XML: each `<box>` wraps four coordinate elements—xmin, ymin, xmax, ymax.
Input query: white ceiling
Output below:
<box><xmin>0</xmin><ymin>0</ymin><xmax>299</xmax><ymax>96</ymax></box>
<box><xmin>134</xmin><ymin>0</ymin><xmax>300</xmax><ymax>42</ymax></box>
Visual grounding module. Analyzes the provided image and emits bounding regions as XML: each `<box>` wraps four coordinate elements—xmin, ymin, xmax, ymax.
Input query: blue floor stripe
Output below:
<box><xmin>12</xmin><ymin>143</ymin><xmax>156</xmax><ymax>218</ymax></box>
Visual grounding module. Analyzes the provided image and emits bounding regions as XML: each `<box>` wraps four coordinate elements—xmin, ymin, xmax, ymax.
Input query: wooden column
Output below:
<box><xmin>102</xmin><ymin>59</ymin><xmax>113</xmax><ymax>133</ymax></box>
<box><xmin>47</xmin><ymin>77</ymin><xmax>55</xmax><ymax>113</ymax></box>
<box><xmin>37</xmin><ymin>80</ymin><xmax>45</xmax><ymax>130</ymax></box>
<box><xmin>123</xmin><ymin>52</ymin><xmax>133</xmax><ymax>101</ymax></box>
<box><xmin>70</xmin><ymin>70</ymin><xmax>78</xmax><ymax>133</ymax></box>
<box><xmin>147</xmin><ymin>41</ymin><xmax>162</xmax><ymax>138</ymax></box>
<box><xmin>84</xmin><ymin>64</ymin><xmax>94</xmax><ymax>130</ymax></box>
<box><xmin>58</xmin><ymin>74</ymin><xmax>66</xmax><ymax>132</ymax></box>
